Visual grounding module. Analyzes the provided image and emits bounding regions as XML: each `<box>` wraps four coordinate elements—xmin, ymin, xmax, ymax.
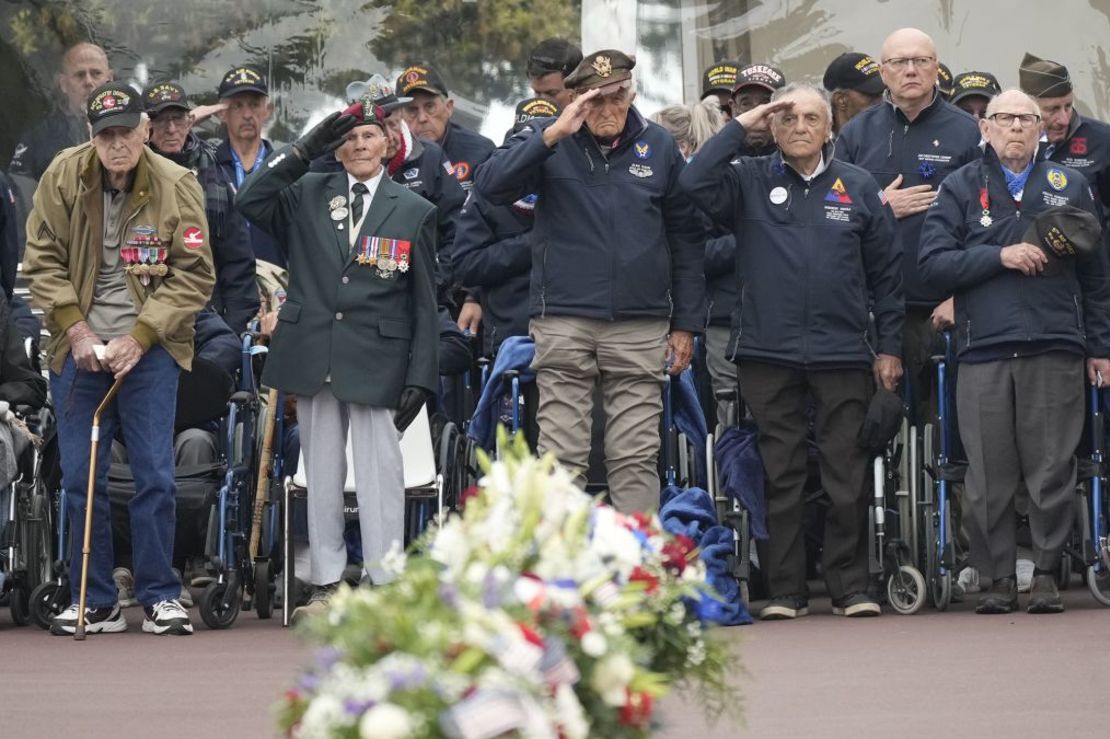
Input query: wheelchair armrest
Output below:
<box><xmin>503</xmin><ymin>369</ymin><xmax>520</xmax><ymax>381</ymax></box>
<box><xmin>477</xmin><ymin>357</ymin><xmax>491</xmax><ymax>368</ymax></box>
<box><xmin>714</xmin><ymin>388</ymin><xmax>737</xmax><ymax>402</ymax></box>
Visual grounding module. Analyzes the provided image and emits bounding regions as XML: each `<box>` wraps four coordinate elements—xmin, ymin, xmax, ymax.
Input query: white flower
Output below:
<box><xmin>381</xmin><ymin>540</ymin><xmax>407</xmax><ymax>577</ymax></box>
<box><xmin>429</xmin><ymin>522</ymin><xmax>471</xmax><ymax>575</ymax></box>
<box><xmin>296</xmin><ymin>694</ymin><xmax>348</xmax><ymax>738</ymax></box>
<box><xmin>553</xmin><ymin>683</ymin><xmax>590</xmax><ymax>739</ymax></box>
<box><xmin>687</xmin><ymin>640</ymin><xmax>707</xmax><ymax>667</ymax></box>
<box><xmin>580</xmin><ymin>631</ymin><xmax>607</xmax><ymax>657</ymax></box>
<box><xmin>590</xmin><ymin>653</ymin><xmax>635</xmax><ymax>706</ymax></box>
<box><xmin>358</xmin><ymin>703</ymin><xmax>415</xmax><ymax>739</ymax></box>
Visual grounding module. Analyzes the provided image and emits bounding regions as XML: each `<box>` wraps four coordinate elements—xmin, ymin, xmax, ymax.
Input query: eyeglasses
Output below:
<box><xmin>150</xmin><ymin>112</ymin><xmax>190</xmax><ymax>129</ymax></box>
<box><xmin>881</xmin><ymin>56</ymin><xmax>936</xmax><ymax>70</ymax></box>
<box><xmin>987</xmin><ymin>112</ymin><xmax>1042</xmax><ymax>128</ymax></box>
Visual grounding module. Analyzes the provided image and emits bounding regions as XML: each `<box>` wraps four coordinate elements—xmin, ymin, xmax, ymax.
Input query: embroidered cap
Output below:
<box><xmin>87</xmin><ymin>82</ymin><xmax>143</xmax><ymax>136</ymax></box>
<box><xmin>564</xmin><ymin>50</ymin><xmax>636</xmax><ymax>93</ymax></box>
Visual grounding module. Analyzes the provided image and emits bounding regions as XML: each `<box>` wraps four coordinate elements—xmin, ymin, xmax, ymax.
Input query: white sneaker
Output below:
<box><xmin>1016</xmin><ymin>558</ymin><xmax>1035</xmax><ymax>594</ymax></box>
<box><xmin>50</xmin><ymin>603</ymin><xmax>128</xmax><ymax>635</ymax></box>
<box><xmin>142</xmin><ymin>598</ymin><xmax>194</xmax><ymax>635</ymax></box>
<box><xmin>112</xmin><ymin>567</ymin><xmax>138</xmax><ymax>607</ymax></box>
<box><xmin>958</xmin><ymin>566</ymin><xmax>981</xmax><ymax>594</ymax></box>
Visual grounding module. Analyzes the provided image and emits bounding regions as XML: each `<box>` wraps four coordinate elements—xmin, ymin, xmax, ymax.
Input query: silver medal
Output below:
<box><xmin>979</xmin><ymin>214</ymin><xmax>992</xmax><ymax>227</ymax></box>
<box><xmin>330</xmin><ymin>207</ymin><xmax>349</xmax><ymax>221</ymax></box>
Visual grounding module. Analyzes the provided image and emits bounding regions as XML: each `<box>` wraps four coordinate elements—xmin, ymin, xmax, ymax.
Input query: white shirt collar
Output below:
<box><xmin>346</xmin><ymin>167</ymin><xmax>385</xmax><ymax>200</ymax></box>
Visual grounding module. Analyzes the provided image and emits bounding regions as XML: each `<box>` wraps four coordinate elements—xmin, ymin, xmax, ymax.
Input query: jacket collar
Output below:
<box><xmin>575</xmin><ymin>105</ymin><xmax>650</xmax><ymax>157</ymax></box>
<box><xmin>770</xmin><ymin>141</ymin><xmax>838</xmax><ymax>186</ymax></box>
<box><xmin>79</xmin><ymin>145</ymin><xmax>154</xmax><ymax>206</ymax></box>
<box><xmin>882</xmin><ymin>88</ymin><xmax>945</xmax><ymax>125</ymax></box>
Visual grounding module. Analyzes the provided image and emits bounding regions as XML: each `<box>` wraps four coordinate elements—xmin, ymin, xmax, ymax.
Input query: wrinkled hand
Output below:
<box><xmin>293</xmin><ymin>111</ymin><xmax>360</xmax><ymax>162</ymax></box>
<box><xmin>456</xmin><ymin>301</ymin><xmax>482</xmax><ymax>338</ymax></box>
<box><xmin>1000</xmin><ymin>242</ymin><xmax>1048</xmax><ymax>276</ymax></box>
<box><xmin>873</xmin><ymin>353</ymin><xmax>903</xmax><ymax>392</ymax></box>
<box><xmin>1087</xmin><ymin>357</ymin><xmax>1110</xmax><ymax>387</ymax></box>
<box><xmin>542</xmin><ymin>88</ymin><xmax>600</xmax><ymax>147</ymax></box>
<box><xmin>665</xmin><ymin>330</ymin><xmax>694</xmax><ymax>376</ymax></box>
<box><xmin>395</xmin><ymin>386</ymin><xmax>431</xmax><ymax>432</ymax></box>
<box><xmin>66</xmin><ymin>321</ymin><xmax>104</xmax><ymax>372</ymax></box>
<box><xmin>104</xmin><ymin>336</ymin><xmax>145</xmax><ymax>379</ymax></box>
<box><xmin>735</xmin><ymin>100</ymin><xmax>795</xmax><ymax>136</ymax></box>
<box><xmin>931</xmin><ymin>296</ymin><xmax>955</xmax><ymax>331</ymax></box>
<box><xmin>883</xmin><ymin>174</ymin><xmax>936</xmax><ymax>218</ymax></box>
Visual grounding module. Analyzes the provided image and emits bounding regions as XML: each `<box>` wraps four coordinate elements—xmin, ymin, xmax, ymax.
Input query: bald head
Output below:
<box><xmin>980</xmin><ymin>88</ymin><xmax>1043</xmax><ymax>168</ymax></box>
<box><xmin>879</xmin><ymin>28</ymin><xmax>939</xmax><ymax>113</ymax></box>
<box><xmin>59</xmin><ymin>42</ymin><xmax>112</xmax><ymax>115</ymax></box>
<box><xmin>985</xmin><ymin>89</ymin><xmax>1039</xmax><ymax>118</ymax></box>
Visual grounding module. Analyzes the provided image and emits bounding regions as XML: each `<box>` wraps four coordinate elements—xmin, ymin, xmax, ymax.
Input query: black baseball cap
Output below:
<box><xmin>936</xmin><ymin>62</ymin><xmax>954</xmax><ymax>99</ymax></box>
<box><xmin>218</xmin><ymin>65</ymin><xmax>268</xmax><ymax>99</ymax></box>
<box><xmin>823</xmin><ymin>52</ymin><xmax>884</xmax><ymax>95</ymax></box>
<box><xmin>732</xmin><ymin>63</ymin><xmax>786</xmax><ymax>94</ymax></box>
<box><xmin>396</xmin><ymin>64</ymin><xmax>449</xmax><ymax>98</ymax></box>
<box><xmin>702</xmin><ymin>61</ymin><xmax>739</xmax><ymax>98</ymax></box>
<box><xmin>143</xmin><ymin>82</ymin><xmax>189</xmax><ymax>115</ymax></box>
<box><xmin>87</xmin><ymin>82</ymin><xmax>142</xmax><ymax>136</ymax></box>
<box><xmin>951</xmin><ymin>71</ymin><xmax>1001</xmax><ymax>104</ymax></box>
<box><xmin>513</xmin><ymin>97</ymin><xmax>560</xmax><ymax>133</ymax></box>
<box><xmin>527</xmin><ymin>38</ymin><xmax>583</xmax><ymax>79</ymax></box>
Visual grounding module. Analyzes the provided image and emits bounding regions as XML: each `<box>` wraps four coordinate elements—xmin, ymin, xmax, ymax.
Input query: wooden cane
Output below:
<box><xmin>74</xmin><ymin>375</ymin><xmax>124</xmax><ymax>640</ymax></box>
<box><xmin>248</xmin><ymin>388</ymin><xmax>279</xmax><ymax>560</ymax></box>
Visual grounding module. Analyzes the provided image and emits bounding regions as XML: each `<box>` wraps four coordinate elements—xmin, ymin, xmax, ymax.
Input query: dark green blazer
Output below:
<box><xmin>237</xmin><ymin>145</ymin><xmax>438</xmax><ymax>407</ymax></box>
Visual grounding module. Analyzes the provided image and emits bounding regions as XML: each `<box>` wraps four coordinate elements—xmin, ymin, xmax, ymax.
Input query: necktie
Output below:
<box><xmin>351</xmin><ymin>182</ymin><xmax>368</xmax><ymax>227</ymax></box>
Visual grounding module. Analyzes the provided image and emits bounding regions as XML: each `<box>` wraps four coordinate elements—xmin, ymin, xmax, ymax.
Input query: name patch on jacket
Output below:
<box><xmin>628</xmin><ymin>163</ymin><xmax>653</xmax><ymax>178</ymax></box>
<box><xmin>357</xmin><ymin>235</ymin><xmax>411</xmax><ymax>279</ymax></box>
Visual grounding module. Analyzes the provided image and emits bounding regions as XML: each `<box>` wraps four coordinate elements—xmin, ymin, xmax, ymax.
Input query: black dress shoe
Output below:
<box><xmin>975</xmin><ymin>575</ymin><xmax>1018</xmax><ymax>614</ymax></box>
<box><xmin>1027</xmin><ymin>574</ymin><xmax>1064</xmax><ymax>614</ymax></box>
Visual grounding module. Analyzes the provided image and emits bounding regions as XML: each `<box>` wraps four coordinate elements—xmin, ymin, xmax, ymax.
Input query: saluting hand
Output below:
<box><xmin>883</xmin><ymin>174</ymin><xmax>936</xmax><ymax>219</ymax></box>
<box><xmin>734</xmin><ymin>99</ymin><xmax>794</xmax><ymax>135</ymax></box>
<box><xmin>542</xmin><ymin>88</ymin><xmax>600</xmax><ymax>148</ymax></box>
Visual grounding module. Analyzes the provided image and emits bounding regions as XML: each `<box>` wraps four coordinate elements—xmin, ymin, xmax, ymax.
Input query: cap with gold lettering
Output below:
<box><xmin>564</xmin><ymin>50</ymin><xmax>636</xmax><ymax>94</ymax></box>
<box><xmin>218</xmin><ymin>65</ymin><xmax>268</xmax><ymax>99</ymax></box>
<box><xmin>951</xmin><ymin>71</ymin><xmax>1001</xmax><ymax>105</ymax></box>
<box><xmin>513</xmin><ymin>97</ymin><xmax>560</xmax><ymax>133</ymax></box>
<box><xmin>396</xmin><ymin>64</ymin><xmax>449</xmax><ymax>98</ymax></box>
<box><xmin>702</xmin><ymin>61</ymin><xmax>739</xmax><ymax>98</ymax></box>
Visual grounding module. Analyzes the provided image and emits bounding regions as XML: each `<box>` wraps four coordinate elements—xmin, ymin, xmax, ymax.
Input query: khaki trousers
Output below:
<box><xmin>530</xmin><ymin>316</ymin><xmax>669</xmax><ymax>513</ymax></box>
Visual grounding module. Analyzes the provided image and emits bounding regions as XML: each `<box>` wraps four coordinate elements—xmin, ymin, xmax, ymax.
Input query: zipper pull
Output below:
<box><xmin>604</xmin><ymin>162</ymin><xmax>609</xmax><ymax>174</ymax></box>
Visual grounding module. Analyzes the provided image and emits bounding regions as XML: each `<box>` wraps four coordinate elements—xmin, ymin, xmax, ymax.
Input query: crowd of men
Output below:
<box><xmin>4</xmin><ymin>24</ymin><xmax>1109</xmax><ymax>635</ymax></box>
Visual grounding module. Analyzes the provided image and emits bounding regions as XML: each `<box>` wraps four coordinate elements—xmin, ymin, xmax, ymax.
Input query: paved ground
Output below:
<box><xmin>1</xmin><ymin>583</ymin><xmax>1104</xmax><ymax>738</ymax></box>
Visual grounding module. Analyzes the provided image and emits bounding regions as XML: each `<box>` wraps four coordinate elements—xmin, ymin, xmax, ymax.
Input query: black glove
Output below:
<box><xmin>395</xmin><ymin>386</ymin><xmax>431</xmax><ymax>433</ymax></box>
<box><xmin>293</xmin><ymin>111</ymin><xmax>359</xmax><ymax>162</ymax></box>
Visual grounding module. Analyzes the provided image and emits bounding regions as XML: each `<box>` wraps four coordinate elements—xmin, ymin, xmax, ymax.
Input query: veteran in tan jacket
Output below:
<box><xmin>23</xmin><ymin>82</ymin><xmax>214</xmax><ymax>637</ymax></box>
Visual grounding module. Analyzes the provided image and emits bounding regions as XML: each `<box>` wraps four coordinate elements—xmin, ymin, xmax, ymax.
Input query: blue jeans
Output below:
<box><xmin>51</xmin><ymin>346</ymin><xmax>180</xmax><ymax>608</ymax></box>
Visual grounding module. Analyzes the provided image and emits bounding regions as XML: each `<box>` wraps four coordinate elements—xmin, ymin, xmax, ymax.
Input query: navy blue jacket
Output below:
<box><xmin>680</xmin><ymin>122</ymin><xmax>903</xmax><ymax>369</ymax></box>
<box><xmin>193</xmin><ymin>308</ymin><xmax>241</xmax><ymax>376</ymax></box>
<box><xmin>155</xmin><ymin>133</ymin><xmax>259</xmax><ymax>334</ymax></box>
<box><xmin>453</xmin><ymin>190</ymin><xmax>533</xmax><ymax>355</ymax></box>
<box><xmin>836</xmin><ymin>93</ymin><xmax>981</xmax><ymax>309</ymax></box>
<box><xmin>1047</xmin><ymin>113</ymin><xmax>1110</xmax><ymax>223</ymax></box>
<box><xmin>217</xmin><ymin>139</ymin><xmax>285</xmax><ymax>268</ymax></box>
<box><xmin>438</xmin><ymin>305</ymin><xmax>472</xmax><ymax>376</ymax></box>
<box><xmin>0</xmin><ymin>173</ymin><xmax>18</xmax><ymax>300</ymax></box>
<box><xmin>919</xmin><ymin>149</ymin><xmax>1110</xmax><ymax>359</ymax></box>
<box><xmin>474</xmin><ymin>108</ymin><xmax>706</xmax><ymax>332</ymax></box>
<box><xmin>439</xmin><ymin>121</ymin><xmax>495</xmax><ymax>191</ymax></box>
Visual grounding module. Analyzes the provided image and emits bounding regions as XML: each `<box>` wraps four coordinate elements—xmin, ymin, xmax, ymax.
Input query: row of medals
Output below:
<box><xmin>328</xmin><ymin>194</ymin><xmax>407</xmax><ymax>278</ymax></box>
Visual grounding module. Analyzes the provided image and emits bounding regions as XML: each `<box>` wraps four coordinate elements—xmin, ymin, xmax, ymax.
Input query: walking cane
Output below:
<box><xmin>248</xmin><ymin>388</ymin><xmax>279</xmax><ymax>560</ymax></box>
<box><xmin>74</xmin><ymin>375</ymin><xmax>124</xmax><ymax>641</ymax></box>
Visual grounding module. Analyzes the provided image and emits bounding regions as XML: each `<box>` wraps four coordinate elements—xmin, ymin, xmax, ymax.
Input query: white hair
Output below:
<box><xmin>770</xmin><ymin>82</ymin><xmax>834</xmax><ymax>124</ymax></box>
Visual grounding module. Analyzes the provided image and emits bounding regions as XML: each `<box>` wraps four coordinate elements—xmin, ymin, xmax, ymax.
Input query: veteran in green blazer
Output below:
<box><xmin>237</xmin><ymin>101</ymin><xmax>438</xmax><ymax>621</ymax></box>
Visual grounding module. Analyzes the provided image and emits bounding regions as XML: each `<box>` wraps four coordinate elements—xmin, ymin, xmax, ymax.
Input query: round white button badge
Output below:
<box><xmin>769</xmin><ymin>186</ymin><xmax>788</xmax><ymax>205</ymax></box>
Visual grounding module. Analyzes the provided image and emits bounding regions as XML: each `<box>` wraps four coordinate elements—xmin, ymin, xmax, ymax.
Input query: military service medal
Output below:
<box><xmin>357</xmin><ymin>236</ymin><xmax>412</xmax><ymax>279</ymax></box>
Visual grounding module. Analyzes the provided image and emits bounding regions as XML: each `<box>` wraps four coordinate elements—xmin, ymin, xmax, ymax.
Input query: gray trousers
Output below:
<box><xmin>297</xmin><ymin>384</ymin><xmax>403</xmax><ymax>586</ymax></box>
<box><xmin>705</xmin><ymin>325</ymin><xmax>738</xmax><ymax>430</ymax></box>
<box><xmin>530</xmin><ymin>316</ymin><xmax>669</xmax><ymax>513</ymax></box>
<box><xmin>957</xmin><ymin>353</ymin><xmax>1082</xmax><ymax>582</ymax></box>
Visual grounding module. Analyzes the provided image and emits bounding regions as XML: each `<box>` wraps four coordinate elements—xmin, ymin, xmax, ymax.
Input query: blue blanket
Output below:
<box><xmin>714</xmin><ymin>423</ymin><xmax>768</xmax><ymax>541</ymax></box>
<box><xmin>659</xmin><ymin>485</ymin><xmax>753</xmax><ymax>626</ymax></box>
<box><xmin>467</xmin><ymin>336</ymin><xmax>535</xmax><ymax>449</ymax></box>
<box><xmin>669</xmin><ymin>370</ymin><xmax>709</xmax><ymax>489</ymax></box>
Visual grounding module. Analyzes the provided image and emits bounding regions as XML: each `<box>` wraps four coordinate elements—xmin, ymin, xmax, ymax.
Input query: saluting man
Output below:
<box><xmin>236</xmin><ymin>97</ymin><xmax>438</xmax><ymax>623</ymax></box>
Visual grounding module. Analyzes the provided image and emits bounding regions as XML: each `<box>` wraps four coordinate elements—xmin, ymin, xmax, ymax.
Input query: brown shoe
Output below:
<box><xmin>290</xmin><ymin>582</ymin><xmax>339</xmax><ymax>625</ymax></box>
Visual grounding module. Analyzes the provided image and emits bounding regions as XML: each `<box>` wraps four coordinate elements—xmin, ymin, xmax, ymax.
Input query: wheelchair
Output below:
<box><xmin>1061</xmin><ymin>383</ymin><xmax>1110</xmax><ymax>606</ymax></box>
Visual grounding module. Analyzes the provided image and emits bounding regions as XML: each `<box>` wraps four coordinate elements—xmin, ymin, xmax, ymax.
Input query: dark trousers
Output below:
<box><xmin>957</xmin><ymin>353</ymin><xmax>1082</xmax><ymax>582</ymax></box>
<box><xmin>51</xmin><ymin>347</ymin><xmax>181</xmax><ymax>608</ymax></box>
<box><xmin>739</xmin><ymin>361</ymin><xmax>871</xmax><ymax>600</ymax></box>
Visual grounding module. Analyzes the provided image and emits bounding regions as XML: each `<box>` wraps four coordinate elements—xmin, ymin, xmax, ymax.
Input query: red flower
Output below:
<box><xmin>459</xmin><ymin>485</ymin><xmax>480</xmax><ymax>508</ymax></box>
<box><xmin>618</xmin><ymin>689</ymin><xmax>654</xmax><ymax>728</ymax></box>
<box><xmin>630</xmin><ymin>566</ymin><xmax>659</xmax><ymax>593</ymax></box>
<box><xmin>568</xmin><ymin>606</ymin><xmax>592</xmax><ymax>638</ymax></box>
<box><xmin>630</xmin><ymin>512</ymin><xmax>653</xmax><ymax>530</ymax></box>
<box><xmin>284</xmin><ymin>689</ymin><xmax>301</xmax><ymax>703</ymax></box>
<box><xmin>519</xmin><ymin>623</ymin><xmax>545</xmax><ymax>648</ymax></box>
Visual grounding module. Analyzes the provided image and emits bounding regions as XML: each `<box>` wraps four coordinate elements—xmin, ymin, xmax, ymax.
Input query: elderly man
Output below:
<box><xmin>474</xmin><ymin>50</ymin><xmax>704</xmax><ymax>513</ymax></box>
<box><xmin>527</xmin><ymin>38</ymin><xmax>583</xmax><ymax>109</ymax></box>
<box><xmin>212</xmin><ymin>65</ymin><xmax>284</xmax><ymax>268</ymax></box>
<box><xmin>143</xmin><ymin>81</ymin><xmax>258</xmax><ymax>334</ymax></box>
<box><xmin>837</xmin><ymin>28</ymin><xmax>980</xmax><ymax>420</ymax></box>
<box><xmin>950</xmin><ymin>71</ymin><xmax>1001</xmax><ymax>120</ymax></box>
<box><xmin>11</xmin><ymin>42</ymin><xmax>112</xmax><ymax>180</ymax></box>
<box><xmin>23</xmin><ymin>81</ymin><xmax>215</xmax><ymax>635</ymax></box>
<box><xmin>1020</xmin><ymin>53</ymin><xmax>1110</xmax><ymax>224</ymax></box>
<box><xmin>919</xmin><ymin>89</ymin><xmax>1110</xmax><ymax>614</ymax></box>
<box><xmin>822</xmin><ymin>52</ymin><xmax>884</xmax><ymax>137</ymax></box>
<box><xmin>395</xmin><ymin>63</ymin><xmax>494</xmax><ymax>191</ymax></box>
<box><xmin>681</xmin><ymin>83</ymin><xmax>903</xmax><ymax>619</ymax></box>
<box><xmin>236</xmin><ymin>98</ymin><xmax>438</xmax><ymax>623</ymax></box>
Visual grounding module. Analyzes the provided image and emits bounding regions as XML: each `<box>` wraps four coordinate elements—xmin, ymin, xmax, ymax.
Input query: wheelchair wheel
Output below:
<box><xmin>887</xmin><ymin>565</ymin><xmax>926</xmax><ymax>615</ymax></box>
<box><xmin>1087</xmin><ymin>565</ymin><xmax>1110</xmax><ymax>607</ymax></box>
<box><xmin>9</xmin><ymin>585</ymin><xmax>30</xmax><ymax>626</ymax></box>
<box><xmin>1056</xmin><ymin>552</ymin><xmax>1072</xmax><ymax>590</ymax></box>
<box><xmin>29</xmin><ymin>580</ymin><xmax>67</xmax><ymax>630</ymax></box>
<box><xmin>932</xmin><ymin>571</ymin><xmax>952</xmax><ymax>611</ymax></box>
<box><xmin>199</xmin><ymin>579</ymin><xmax>241</xmax><ymax>629</ymax></box>
<box><xmin>254</xmin><ymin>559</ymin><xmax>274</xmax><ymax>619</ymax></box>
